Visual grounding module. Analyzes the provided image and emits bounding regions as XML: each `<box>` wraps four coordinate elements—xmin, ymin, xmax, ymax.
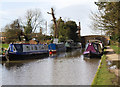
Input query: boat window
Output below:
<box><xmin>26</xmin><ymin>46</ymin><xmax>30</xmax><ymax>50</ymax></box>
<box><xmin>45</xmin><ymin>45</ymin><xmax>48</xmax><ymax>49</ymax></box>
<box><xmin>85</xmin><ymin>43</ymin><xmax>89</xmax><ymax>50</ymax></box>
<box><xmin>41</xmin><ymin>45</ymin><xmax>44</xmax><ymax>49</ymax></box>
<box><xmin>14</xmin><ymin>44</ymin><xmax>23</xmax><ymax>52</ymax></box>
<box><xmin>39</xmin><ymin>46</ymin><xmax>41</xmax><ymax>49</ymax></box>
<box><xmin>56</xmin><ymin>45</ymin><xmax>58</xmax><ymax>49</ymax></box>
<box><xmin>31</xmin><ymin>46</ymin><xmax>33</xmax><ymax>50</ymax></box>
<box><xmin>35</xmin><ymin>46</ymin><xmax>37</xmax><ymax>50</ymax></box>
<box><xmin>13</xmin><ymin>47</ymin><xmax>16</xmax><ymax>52</ymax></box>
<box><xmin>98</xmin><ymin>44</ymin><xmax>102</xmax><ymax>52</ymax></box>
<box><xmin>26</xmin><ymin>46</ymin><xmax>28</xmax><ymax>48</ymax></box>
<box><xmin>93</xmin><ymin>44</ymin><xmax>98</xmax><ymax>51</ymax></box>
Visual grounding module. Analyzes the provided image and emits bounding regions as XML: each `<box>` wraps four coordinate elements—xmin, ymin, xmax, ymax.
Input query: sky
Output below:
<box><xmin>0</xmin><ymin>0</ymin><xmax>99</xmax><ymax>36</ymax></box>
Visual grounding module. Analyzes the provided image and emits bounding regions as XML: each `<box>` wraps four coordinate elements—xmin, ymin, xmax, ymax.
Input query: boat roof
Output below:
<box><xmin>9</xmin><ymin>43</ymin><xmax>44</xmax><ymax>45</ymax></box>
<box><xmin>88</xmin><ymin>40</ymin><xmax>101</xmax><ymax>43</ymax></box>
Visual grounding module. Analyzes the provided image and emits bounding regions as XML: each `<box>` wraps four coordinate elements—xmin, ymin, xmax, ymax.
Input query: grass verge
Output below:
<box><xmin>110</xmin><ymin>45</ymin><xmax>120</xmax><ymax>54</ymax></box>
<box><xmin>91</xmin><ymin>55</ymin><xmax>116</xmax><ymax>86</ymax></box>
<box><xmin>0</xmin><ymin>44</ymin><xmax>9</xmax><ymax>49</ymax></box>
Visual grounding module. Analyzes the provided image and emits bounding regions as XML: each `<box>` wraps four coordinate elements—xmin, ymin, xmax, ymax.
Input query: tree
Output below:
<box><xmin>50</xmin><ymin>18</ymin><xmax>78</xmax><ymax>42</ymax></box>
<box><xmin>90</xmin><ymin>10</ymin><xmax>104</xmax><ymax>34</ymax></box>
<box><xmin>24</xmin><ymin>18</ymin><xmax>32</xmax><ymax>35</ymax></box>
<box><xmin>65</xmin><ymin>21</ymin><xmax>78</xmax><ymax>42</ymax></box>
<box><xmin>50</xmin><ymin>17</ymin><xmax>66</xmax><ymax>42</ymax></box>
<box><xmin>47</xmin><ymin>8</ymin><xmax>58</xmax><ymax>38</ymax></box>
<box><xmin>91</xmin><ymin>2</ymin><xmax>120</xmax><ymax>41</ymax></box>
<box><xmin>57</xmin><ymin>17</ymin><xmax>66</xmax><ymax>42</ymax></box>
<box><xmin>4</xmin><ymin>19</ymin><xmax>22</xmax><ymax>43</ymax></box>
<box><xmin>22</xmin><ymin>9</ymin><xmax>44</xmax><ymax>40</ymax></box>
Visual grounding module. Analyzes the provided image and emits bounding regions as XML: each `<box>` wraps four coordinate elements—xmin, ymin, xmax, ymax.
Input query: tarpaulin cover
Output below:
<box><xmin>86</xmin><ymin>43</ymin><xmax>96</xmax><ymax>52</ymax></box>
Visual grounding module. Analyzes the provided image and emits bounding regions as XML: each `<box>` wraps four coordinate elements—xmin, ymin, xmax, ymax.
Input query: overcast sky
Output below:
<box><xmin>0</xmin><ymin>0</ymin><xmax>99</xmax><ymax>36</ymax></box>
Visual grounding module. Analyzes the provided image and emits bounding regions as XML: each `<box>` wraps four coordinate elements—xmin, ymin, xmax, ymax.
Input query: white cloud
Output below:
<box><xmin>1</xmin><ymin>0</ymin><xmax>97</xmax><ymax>9</ymax></box>
<box><xmin>1</xmin><ymin>0</ymin><xmax>46</xmax><ymax>2</ymax></box>
<box><xmin>0</xmin><ymin>0</ymin><xmax>99</xmax><ymax>35</ymax></box>
<box><xmin>0</xmin><ymin>10</ymin><xmax>6</xmax><ymax>15</ymax></box>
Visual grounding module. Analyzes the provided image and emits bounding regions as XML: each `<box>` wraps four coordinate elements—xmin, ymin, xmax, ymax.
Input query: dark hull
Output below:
<box><xmin>66</xmin><ymin>47</ymin><xmax>72</xmax><ymax>52</ymax></box>
<box><xmin>84</xmin><ymin>52</ymin><xmax>102</xmax><ymax>58</ymax></box>
<box><xmin>0</xmin><ymin>55</ymin><xmax>7</xmax><ymax>61</ymax></box>
<box><xmin>5</xmin><ymin>53</ymin><xmax>49</xmax><ymax>61</ymax></box>
<box><xmin>66</xmin><ymin>46</ymin><xmax>80</xmax><ymax>52</ymax></box>
<box><xmin>57</xmin><ymin>48</ymin><xmax>66</xmax><ymax>52</ymax></box>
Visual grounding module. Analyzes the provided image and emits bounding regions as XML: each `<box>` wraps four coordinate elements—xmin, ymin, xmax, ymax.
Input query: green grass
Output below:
<box><xmin>0</xmin><ymin>44</ymin><xmax>9</xmax><ymax>49</ymax></box>
<box><xmin>110</xmin><ymin>45</ymin><xmax>120</xmax><ymax>54</ymax></box>
<box><xmin>91</xmin><ymin>55</ymin><xmax>115</xmax><ymax>86</ymax></box>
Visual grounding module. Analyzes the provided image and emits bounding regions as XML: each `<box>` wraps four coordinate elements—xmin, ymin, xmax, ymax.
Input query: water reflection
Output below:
<box><xmin>1</xmin><ymin>49</ymin><xmax>100</xmax><ymax>85</ymax></box>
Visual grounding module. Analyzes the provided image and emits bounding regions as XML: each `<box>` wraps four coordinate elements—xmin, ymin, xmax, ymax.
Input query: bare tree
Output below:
<box><xmin>47</xmin><ymin>8</ymin><xmax>57</xmax><ymax>38</ymax></box>
<box><xmin>4</xmin><ymin>19</ymin><xmax>23</xmax><ymax>43</ymax></box>
<box><xmin>22</xmin><ymin>9</ymin><xmax>44</xmax><ymax>34</ymax></box>
<box><xmin>90</xmin><ymin>10</ymin><xmax>105</xmax><ymax>35</ymax></box>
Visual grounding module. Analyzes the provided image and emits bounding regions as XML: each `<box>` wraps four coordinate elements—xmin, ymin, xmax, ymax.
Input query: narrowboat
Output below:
<box><xmin>88</xmin><ymin>40</ymin><xmax>104</xmax><ymax>51</ymax></box>
<box><xmin>65</xmin><ymin>40</ymin><xmax>82</xmax><ymax>51</ymax></box>
<box><xmin>83</xmin><ymin>42</ymin><xmax>103</xmax><ymax>58</ymax></box>
<box><xmin>5</xmin><ymin>43</ymin><xmax>49</xmax><ymax>61</ymax></box>
<box><xmin>48</xmin><ymin>43</ymin><xmax>66</xmax><ymax>54</ymax></box>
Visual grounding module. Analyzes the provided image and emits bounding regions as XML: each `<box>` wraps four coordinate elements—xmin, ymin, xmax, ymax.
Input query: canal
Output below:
<box><xmin>1</xmin><ymin>49</ymin><xmax>100</xmax><ymax>85</ymax></box>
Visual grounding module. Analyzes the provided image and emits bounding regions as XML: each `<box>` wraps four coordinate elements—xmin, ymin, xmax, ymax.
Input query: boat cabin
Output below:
<box><xmin>85</xmin><ymin>42</ymin><xmax>102</xmax><ymax>53</ymax></box>
<box><xmin>8</xmin><ymin>43</ymin><xmax>48</xmax><ymax>54</ymax></box>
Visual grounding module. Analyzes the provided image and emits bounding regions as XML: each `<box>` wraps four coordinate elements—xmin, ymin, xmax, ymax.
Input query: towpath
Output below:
<box><xmin>105</xmin><ymin>46</ymin><xmax>120</xmax><ymax>77</ymax></box>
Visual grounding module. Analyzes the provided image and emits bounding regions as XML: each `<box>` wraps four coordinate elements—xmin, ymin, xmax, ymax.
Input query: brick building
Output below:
<box><xmin>0</xmin><ymin>32</ymin><xmax>6</xmax><ymax>43</ymax></box>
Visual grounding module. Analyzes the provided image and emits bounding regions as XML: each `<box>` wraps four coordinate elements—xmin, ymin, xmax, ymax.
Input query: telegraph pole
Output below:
<box><xmin>47</xmin><ymin>8</ymin><xmax>57</xmax><ymax>38</ymax></box>
<box><xmin>45</xmin><ymin>21</ymin><xmax>47</xmax><ymax>35</ymax></box>
<box><xmin>78</xmin><ymin>22</ymin><xmax>81</xmax><ymax>37</ymax></box>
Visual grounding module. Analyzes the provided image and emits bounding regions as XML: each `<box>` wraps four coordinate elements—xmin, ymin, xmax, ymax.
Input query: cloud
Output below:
<box><xmin>0</xmin><ymin>0</ymin><xmax>99</xmax><ymax>35</ymax></box>
<box><xmin>1</xmin><ymin>0</ymin><xmax>48</xmax><ymax>2</ymax></box>
<box><xmin>55</xmin><ymin>1</ymin><xmax>98</xmax><ymax>36</ymax></box>
<box><xmin>1</xmin><ymin>0</ymin><xmax>97</xmax><ymax>8</ymax></box>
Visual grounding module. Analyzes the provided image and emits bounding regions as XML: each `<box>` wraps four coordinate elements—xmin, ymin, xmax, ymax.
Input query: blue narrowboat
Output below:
<box><xmin>48</xmin><ymin>43</ymin><xmax>66</xmax><ymax>54</ymax></box>
<box><xmin>5</xmin><ymin>43</ymin><xmax>49</xmax><ymax>60</ymax></box>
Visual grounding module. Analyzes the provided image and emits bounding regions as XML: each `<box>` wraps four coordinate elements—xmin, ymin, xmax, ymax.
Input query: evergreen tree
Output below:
<box><xmin>65</xmin><ymin>21</ymin><xmax>78</xmax><ymax>42</ymax></box>
<box><xmin>51</xmin><ymin>18</ymin><xmax>78</xmax><ymax>42</ymax></box>
<box><xmin>4</xmin><ymin>19</ymin><xmax>22</xmax><ymax>43</ymax></box>
<box><xmin>92</xmin><ymin>2</ymin><xmax>120</xmax><ymax>41</ymax></box>
<box><xmin>57</xmin><ymin>17</ymin><xmax>66</xmax><ymax>42</ymax></box>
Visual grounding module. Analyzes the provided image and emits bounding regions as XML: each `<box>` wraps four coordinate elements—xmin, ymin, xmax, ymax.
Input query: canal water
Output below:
<box><xmin>1</xmin><ymin>49</ymin><xmax>100</xmax><ymax>85</ymax></box>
